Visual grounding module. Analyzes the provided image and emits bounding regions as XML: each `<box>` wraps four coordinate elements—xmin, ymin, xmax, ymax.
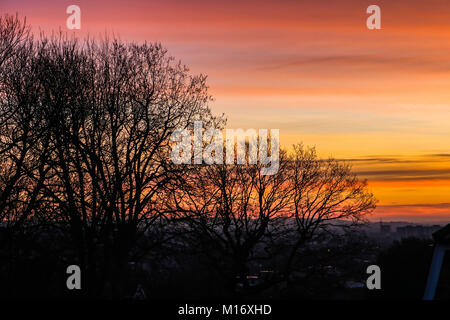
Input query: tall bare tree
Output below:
<box><xmin>281</xmin><ymin>144</ymin><xmax>377</xmax><ymax>279</ymax></box>
<box><xmin>167</xmin><ymin>145</ymin><xmax>376</xmax><ymax>296</ymax></box>
<box><xmin>28</xmin><ymin>34</ymin><xmax>223</xmax><ymax>296</ymax></box>
<box><xmin>167</xmin><ymin>149</ymin><xmax>292</xmax><ymax>295</ymax></box>
<box><xmin>0</xmin><ymin>14</ymin><xmax>35</xmax><ymax>226</ymax></box>
<box><xmin>0</xmin><ymin>15</ymin><xmax>54</xmax><ymax>295</ymax></box>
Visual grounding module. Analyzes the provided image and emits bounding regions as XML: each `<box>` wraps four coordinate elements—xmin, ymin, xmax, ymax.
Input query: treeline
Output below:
<box><xmin>0</xmin><ymin>15</ymin><xmax>376</xmax><ymax>299</ymax></box>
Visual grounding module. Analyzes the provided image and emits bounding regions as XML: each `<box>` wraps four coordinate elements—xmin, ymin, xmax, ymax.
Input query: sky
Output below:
<box><xmin>2</xmin><ymin>0</ymin><xmax>450</xmax><ymax>223</ymax></box>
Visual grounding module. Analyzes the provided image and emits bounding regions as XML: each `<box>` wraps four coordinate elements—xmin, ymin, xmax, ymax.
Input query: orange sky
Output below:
<box><xmin>2</xmin><ymin>0</ymin><xmax>450</xmax><ymax>223</ymax></box>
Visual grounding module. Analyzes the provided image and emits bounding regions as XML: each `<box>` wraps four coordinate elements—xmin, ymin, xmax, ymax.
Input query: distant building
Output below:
<box><xmin>380</xmin><ymin>224</ymin><xmax>391</xmax><ymax>234</ymax></box>
<box><xmin>396</xmin><ymin>225</ymin><xmax>441</xmax><ymax>240</ymax></box>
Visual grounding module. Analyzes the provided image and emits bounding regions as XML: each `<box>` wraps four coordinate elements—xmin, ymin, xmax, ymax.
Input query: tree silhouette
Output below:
<box><xmin>282</xmin><ymin>144</ymin><xmax>377</xmax><ymax>279</ymax></box>
<box><xmin>0</xmin><ymin>15</ymin><xmax>224</xmax><ymax>297</ymax></box>
<box><xmin>167</xmin><ymin>149</ymin><xmax>292</xmax><ymax>295</ymax></box>
<box><xmin>166</xmin><ymin>145</ymin><xmax>376</xmax><ymax>296</ymax></box>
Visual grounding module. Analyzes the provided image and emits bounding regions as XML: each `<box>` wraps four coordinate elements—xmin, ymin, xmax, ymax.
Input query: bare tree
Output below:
<box><xmin>281</xmin><ymin>144</ymin><xmax>377</xmax><ymax>279</ymax></box>
<box><xmin>0</xmin><ymin>14</ymin><xmax>35</xmax><ymax>225</ymax></box>
<box><xmin>0</xmin><ymin>15</ymin><xmax>53</xmax><ymax>295</ymax></box>
<box><xmin>166</xmin><ymin>144</ymin><xmax>376</xmax><ymax>296</ymax></box>
<box><xmin>167</xmin><ymin>148</ymin><xmax>292</xmax><ymax>296</ymax></box>
<box><xmin>27</xmin><ymin>34</ymin><xmax>223</xmax><ymax>297</ymax></box>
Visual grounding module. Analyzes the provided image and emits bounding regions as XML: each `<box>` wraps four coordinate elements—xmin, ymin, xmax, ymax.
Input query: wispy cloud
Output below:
<box><xmin>355</xmin><ymin>169</ymin><xmax>450</xmax><ymax>181</ymax></box>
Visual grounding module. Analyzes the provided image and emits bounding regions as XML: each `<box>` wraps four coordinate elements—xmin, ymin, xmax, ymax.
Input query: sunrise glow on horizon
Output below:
<box><xmin>2</xmin><ymin>0</ymin><xmax>450</xmax><ymax>223</ymax></box>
